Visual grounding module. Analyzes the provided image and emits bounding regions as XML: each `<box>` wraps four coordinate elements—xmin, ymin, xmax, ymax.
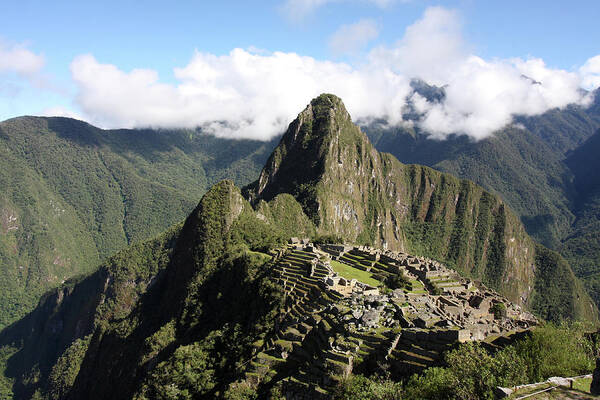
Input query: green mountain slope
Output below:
<box><xmin>363</xmin><ymin>91</ymin><xmax>600</xmax><ymax>310</ymax></box>
<box><xmin>0</xmin><ymin>95</ymin><xmax>596</xmax><ymax>399</ymax></box>
<box><xmin>363</xmin><ymin>124</ymin><xmax>578</xmax><ymax>248</ymax></box>
<box><xmin>562</xmin><ymin>129</ymin><xmax>600</xmax><ymax>305</ymax></box>
<box><xmin>364</xmin><ymin>89</ymin><xmax>600</xmax><ymax>249</ymax></box>
<box><xmin>0</xmin><ymin>181</ymin><xmax>305</xmax><ymax>399</ymax></box>
<box><xmin>0</xmin><ymin>116</ymin><xmax>276</xmax><ymax>328</ymax></box>
<box><xmin>246</xmin><ymin>94</ymin><xmax>595</xmax><ymax>321</ymax></box>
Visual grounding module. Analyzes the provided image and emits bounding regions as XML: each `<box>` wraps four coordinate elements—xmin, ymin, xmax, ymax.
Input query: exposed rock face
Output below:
<box><xmin>246</xmin><ymin>94</ymin><xmax>543</xmax><ymax>309</ymax></box>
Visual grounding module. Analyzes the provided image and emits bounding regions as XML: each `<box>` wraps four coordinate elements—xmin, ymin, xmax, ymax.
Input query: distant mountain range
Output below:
<box><xmin>0</xmin><ymin>94</ymin><xmax>595</xmax><ymax>399</ymax></box>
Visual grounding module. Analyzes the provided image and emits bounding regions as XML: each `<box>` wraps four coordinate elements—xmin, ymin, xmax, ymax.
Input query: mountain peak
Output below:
<box><xmin>245</xmin><ymin>93</ymin><xmax>370</xmax><ymax>220</ymax></box>
<box><xmin>308</xmin><ymin>93</ymin><xmax>349</xmax><ymax>116</ymax></box>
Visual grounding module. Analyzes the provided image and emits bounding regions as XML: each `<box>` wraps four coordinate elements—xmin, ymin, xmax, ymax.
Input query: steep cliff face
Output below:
<box><xmin>247</xmin><ymin>94</ymin><xmax>594</xmax><ymax>319</ymax></box>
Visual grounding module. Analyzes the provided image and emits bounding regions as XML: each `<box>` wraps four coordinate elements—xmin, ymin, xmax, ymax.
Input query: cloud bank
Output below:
<box><xmin>580</xmin><ymin>55</ymin><xmax>600</xmax><ymax>90</ymax></box>
<box><xmin>69</xmin><ymin>7</ymin><xmax>600</xmax><ymax>141</ymax></box>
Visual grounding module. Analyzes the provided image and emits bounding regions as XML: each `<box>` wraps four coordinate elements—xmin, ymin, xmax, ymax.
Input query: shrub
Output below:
<box><xmin>405</xmin><ymin>342</ymin><xmax>527</xmax><ymax>400</ymax></box>
<box><xmin>512</xmin><ymin>322</ymin><xmax>594</xmax><ymax>382</ymax></box>
<box><xmin>490</xmin><ymin>302</ymin><xmax>507</xmax><ymax>319</ymax></box>
<box><xmin>384</xmin><ymin>273</ymin><xmax>411</xmax><ymax>290</ymax></box>
<box><xmin>333</xmin><ymin>375</ymin><xmax>403</xmax><ymax>400</ymax></box>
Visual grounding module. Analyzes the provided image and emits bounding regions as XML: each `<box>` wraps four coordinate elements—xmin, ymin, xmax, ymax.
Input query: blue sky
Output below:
<box><xmin>1</xmin><ymin>0</ymin><xmax>599</xmax><ymax>140</ymax></box>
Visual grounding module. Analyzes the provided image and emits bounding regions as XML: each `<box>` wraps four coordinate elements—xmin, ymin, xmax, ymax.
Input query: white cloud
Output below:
<box><xmin>71</xmin><ymin>51</ymin><xmax>413</xmax><ymax>139</ymax></box>
<box><xmin>0</xmin><ymin>40</ymin><xmax>47</xmax><ymax>98</ymax></box>
<box><xmin>369</xmin><ymin>7</ymin><xmax>465</xmax><ymax>84</ymax></box>
<box><xmin>416</xmin><ymin>56</ymin><xmax>586</xmax><ymax>140</ymax></box>
<box><xmin>367</xmin><ymin>6</ymin><xmax>593</xmax><ymax>139</ymax></box>
<box><xmin>328</xmin><ymin>19</ymin><xmax>379</xmax><ymax>56</ymax></box>
<box><xmin>0</xmin><ymin>41</ymin><xmax>45</xmax><ymax>76</ymax></box>
<box><xmin>68</xmin><ymin>7</ymin><xmax>599</xmax><ymax>141</ymax></box>
<box><xmin>580</xmin><ymin>55</ymin><xmax>600</xmax><ymax>90</ymax></box>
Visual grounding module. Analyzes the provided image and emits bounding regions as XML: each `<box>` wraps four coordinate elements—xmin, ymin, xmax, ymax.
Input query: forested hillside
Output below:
<box><xmin>0</xmin><ymin>116</ymin><xmax>276</xmax><ymax>328</ymax></box>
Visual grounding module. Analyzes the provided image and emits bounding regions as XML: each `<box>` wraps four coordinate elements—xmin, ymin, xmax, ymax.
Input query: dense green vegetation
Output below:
<box><xmin>1</xmin><ymin>92</ymin><xmax>600</xmax><ymax>399</ymax></box>
<box><xmin>334</xmin><ymin>323</ymin><xmax>596</xmax><ymax>400</ymax></box>
<box><xmin>2</xmin><ymin>91</ymin><xmax>599</xmax><ymax>333</ymax></box>
<box><xmin>0</xmin><ymin>181</ymin><xmax>302</xmax><ymax>399</ymax></box>
<box><xmin>0</xmin><ymin>116</ymin><xmax>276</xmax><ymax>328</ymax></box>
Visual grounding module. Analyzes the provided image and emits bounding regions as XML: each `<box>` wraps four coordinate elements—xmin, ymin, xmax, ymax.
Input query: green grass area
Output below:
<box><xmin>330</xmin><ymin>260</ymin><xmax>380</xmax><ymax>287</ymax></box>
<box><xmin>407</xmin><ymin>280</ymin><xmax>426</xmax><ymax>294</ymax></box>
<box><xmin>572</xmin><ymin>376</ymin><xmax>592</xmax><ymax>392</ymax></box>
<box><xmin>247</xmin><ymin>250</ymin><xmax>273</xmax><ymax>262</ymax></box>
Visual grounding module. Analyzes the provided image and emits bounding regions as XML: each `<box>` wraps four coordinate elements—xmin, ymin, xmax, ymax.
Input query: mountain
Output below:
<box><xmin>246</xmin><ymin>94</ymin><xmax>594</xmax><ymax>320</ymax></box>
<box><xmin>3</xmin><ymin>89</ymin><xmax>598</xmax><ymax>332</ymax></box>
<box><xmin>562</xmin><ymin>129</ymin><xmax>600</xmax><ymax>305</ymax></box>
<box><xmin>0</xmin><ymin>116</ymin><xmax>277</xmax><ymax>329</ymax></box>
<box><xmin>0</xmin><ymin>180</ymin><xmax>309</xmax><ymax>399</ymax></box>
<box><xmin>363</xmin><ymin>89</ymin><xmax>600</xmax><ymax>249</ymax></box>
<box><xmin>362</xmin><ymin>89</ymin><xmax>600</xmax><ymax>309</ymax></box>
<box><xmin>0</xmin><ymin>95</ymin><xmax>595</xmax><ymax>399</ymax></box>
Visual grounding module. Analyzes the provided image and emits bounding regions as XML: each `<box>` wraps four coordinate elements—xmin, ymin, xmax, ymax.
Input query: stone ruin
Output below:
<box><xmin>317</xmin><ymin>243</ymin><xmax>537</xmax><ymax>341</ymax></box>
<box><xmin>242</xmin><ymin>240</ymin><xmax>539</xmax><ymax>398</ymax></box>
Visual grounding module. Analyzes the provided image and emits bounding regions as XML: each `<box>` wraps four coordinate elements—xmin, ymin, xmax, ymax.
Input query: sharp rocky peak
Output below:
<box><xmin>247</xmin><ymin>94</ymin><xmax>370</xmax><ymax>198</ymax></box>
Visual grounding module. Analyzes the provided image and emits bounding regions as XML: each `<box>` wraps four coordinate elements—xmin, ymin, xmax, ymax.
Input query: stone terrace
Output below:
<box><xmin>237</xmin><ymin>241</ymin><xmax>537</xmax><ymax>399</ymax></box>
